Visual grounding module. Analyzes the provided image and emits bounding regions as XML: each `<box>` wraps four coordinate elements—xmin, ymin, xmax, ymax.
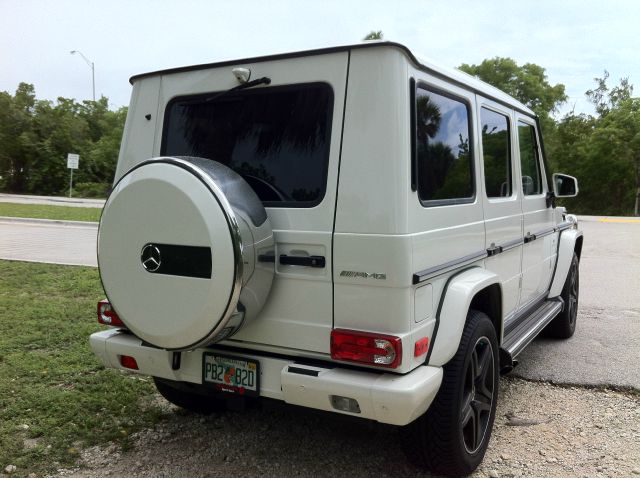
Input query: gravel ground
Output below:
<box><xmin>34</xmin><ymin>377</ymin><xmax>640</xmax><ymax>478</ymax></box>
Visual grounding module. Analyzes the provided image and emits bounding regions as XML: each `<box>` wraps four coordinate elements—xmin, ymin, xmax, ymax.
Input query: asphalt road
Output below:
<box><xmin>0</xmin><ymin>192</ymin><xmax>105</xmax><ymax>208</ymax></box>
<box><xmin>514</xmin><ymin>216</ymin><xmax>640</xmax><ymax>389</ymax></box>
<box><xmin>0</xmin><ymin>214</ymin><xmax>637</xmax><ymax>389</ymax></box>
<box><xmin>0</xmin><ymin>218</ymin><xmax>98</xmax><ymax>267</ymax></box>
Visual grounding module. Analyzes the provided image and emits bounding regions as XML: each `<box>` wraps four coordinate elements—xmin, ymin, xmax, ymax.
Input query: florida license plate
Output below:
<box><xmin>202</xmin><ymin>353</ymin><xmax>260</xmax><ymax>397</ymax></box>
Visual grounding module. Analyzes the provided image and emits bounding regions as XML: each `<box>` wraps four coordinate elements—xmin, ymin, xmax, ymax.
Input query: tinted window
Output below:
<box><xmin>517</xmin><ymin>122</ymin><xmax>542</xmax><ymax>195</ymax></box>
<box><xmin>162</xmin><ymin>83</ymin><xmax>333</xmax><ymax>206</ymax></box>
<box><xmin>481</xmin><ymin>108</ymin><xmax>511</xmax><ymax>198</ymax></box>
<box><xmin>416</xmin><ymin>87</ymin><xmax>473</xmax><ymax>203</ymax></box>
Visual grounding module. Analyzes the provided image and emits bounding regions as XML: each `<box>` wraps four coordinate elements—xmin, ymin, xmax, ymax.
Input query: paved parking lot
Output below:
<box><xmin>0</xmin><ymin>218</ymin><xmax>97</xmax><ymax>267</ymax></box>
<box><xmin>515</xmin><ymin>216</ymin><xmax>640</xmax><ymax>389</ymax></box>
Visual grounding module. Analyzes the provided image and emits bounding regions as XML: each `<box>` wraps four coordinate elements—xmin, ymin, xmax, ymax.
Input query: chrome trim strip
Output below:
<box><xmin>413</xmin><ymin>250</ymin><xmax>488</xmax><ymax>284</ymax></box>
<box><xmin>556</xmin><ymin>221</ymin><xmax>573</xmax><ymax>232</ymax></box>
<box><xmin>505</xmin><ymin>300</ymin><xmax>563</xmax><ymax>358</ymax></box>
<box><xmin>533</xmin><ymin>226</ymin><xmax>556</xmax><ymax>238</ymax></box>
<box><xmin>500</xmin><ymin>237</ymin><xmax>524</xmax><ymax>252</ymax></box>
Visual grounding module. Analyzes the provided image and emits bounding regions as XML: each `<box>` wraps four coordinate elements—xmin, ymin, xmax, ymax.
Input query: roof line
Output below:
<box><xmin>128</xmin><ymin>41</ymin><xmax>535</xmax><ymax>117</ymax></box>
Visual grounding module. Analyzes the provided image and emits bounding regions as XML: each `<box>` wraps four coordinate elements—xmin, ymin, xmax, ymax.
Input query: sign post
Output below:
<box><xmin>67</xmin><ymin>153</ymin><xmax>79</xmax><ymax>198</ymax></box>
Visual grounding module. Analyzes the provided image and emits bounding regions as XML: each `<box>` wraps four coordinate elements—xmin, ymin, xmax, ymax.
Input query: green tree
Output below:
<box><xmin>0</xmin><ymin>83</ymin><xmax>37</xmax><ymax>192</ymax></box>
<box><xmin>0</xmin><ymin>83</ymin><xmax>125</xmax><ymax>196</ymax></box>
<box><xmin>458</xmin><ymin>58</ymin><xmax>567</xmax><ymax>127</ymax></box>
<box><xmin>363</xmin><ymin>31</ymin><xmax>383</xmax><ymax>40</ymax></box>
<box><xmin>553</xmin><ymin>74</ymin><xmax>640</xmax><ymax>216</ymax></box>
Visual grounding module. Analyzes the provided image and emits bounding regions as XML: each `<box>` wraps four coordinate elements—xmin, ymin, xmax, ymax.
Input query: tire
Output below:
<box><xmin>401</xmin><ymin>310</ymin><xmax>499</xmax><ymax>477</ymax></box>
<box><xmin>154</xmin><ymin>378</ymin><xmax>226</xmax><ymax>415</ymax></box>
<box><xmin>545</xmin><ymin>252</ymin><xmax>579</xmax><ymax>339</ymax></box>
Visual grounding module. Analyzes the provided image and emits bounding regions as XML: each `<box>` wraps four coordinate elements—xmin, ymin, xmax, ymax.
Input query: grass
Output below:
<box><xmin>0</xmin><ymin>260</ymin><xmax>165</xmax><ymax>477</ymax></box>
<box><xmin>0</xmin><ymin>203</ymin><xmax>102</xmax><ymax>222</ymax></box>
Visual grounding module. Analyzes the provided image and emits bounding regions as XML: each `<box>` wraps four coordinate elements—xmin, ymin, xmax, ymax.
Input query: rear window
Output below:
<box><xmin>161</xmin><ymin>83</ymin><xmax>334</xmax><ymax>207</ymax></box>
<box><xmin>415</xmin><ymin>87</ymin><xmax>474</xmax><ymax>204</ymax></box>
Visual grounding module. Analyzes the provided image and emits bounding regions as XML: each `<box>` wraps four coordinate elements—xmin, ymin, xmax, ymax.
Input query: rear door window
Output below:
<box><xmin>162</xmin><ymin>83</ymin><xmax>334</xmax><ymax>207</ymax></box>
<box><xmin>481</xmin><ymin>108</ymin><xmax>512</xmax><ymax>198</ymax></box>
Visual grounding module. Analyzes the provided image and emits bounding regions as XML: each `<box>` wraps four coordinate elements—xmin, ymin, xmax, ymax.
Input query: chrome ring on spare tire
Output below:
<box><xmin>140</xmin><ymin>157</ymin><xmax>244</xmax><ymax>349</ymax></box>
<box><xmin>97</xmin><ymin>156</ymin><xmax>274</xmax><ymax>351</ymax></box>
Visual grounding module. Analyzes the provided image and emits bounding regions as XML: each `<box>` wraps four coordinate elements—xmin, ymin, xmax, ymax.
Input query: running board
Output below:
<box><xmin>500</xmin><ymin>298</ymin><xmax>564</xmax><ymax>373</ymax></box>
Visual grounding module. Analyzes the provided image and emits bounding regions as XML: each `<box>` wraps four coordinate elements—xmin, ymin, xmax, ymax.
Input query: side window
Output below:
<box><xmin>517</xmin><ymin>121</ymin><xmax>542</xmax><ymax>195</ymax></box>
<box><xmin>415</xmin><ymin>87</ymin><xmax>474</xmax><ymax>203</ymax></box>
<box><xmin>481</xmin><ymin>108</ymin><xmax>511</xmax><ymax>198</ymax></box>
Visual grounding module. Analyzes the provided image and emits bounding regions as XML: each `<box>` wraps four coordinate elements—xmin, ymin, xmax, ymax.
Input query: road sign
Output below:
<box><xmin>67</xmin><ymin>153</ymin><xmax>80</xmax><ymax>169</ymax></box>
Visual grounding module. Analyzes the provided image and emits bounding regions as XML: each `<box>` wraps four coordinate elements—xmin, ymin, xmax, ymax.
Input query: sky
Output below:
<box><xmin>1</xmin><ymin>0</ymin><xmax>639</xmax><ymax>117</ymax></box>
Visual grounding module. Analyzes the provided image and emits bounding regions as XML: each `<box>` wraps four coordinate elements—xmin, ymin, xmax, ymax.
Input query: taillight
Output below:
<box><xmin>97</xmin><ymin>299</ymin><xmax>124</xmax><ymax>327</ymax></box>
<box><xmin>331</xmin><ymin>329</ymin><xmax>402</xmax><ymax>369</ymax></box>
<box><xmin>120</xmin><ymin>355</ymin><xmax>139</xmax><ymax>370</ymax></box>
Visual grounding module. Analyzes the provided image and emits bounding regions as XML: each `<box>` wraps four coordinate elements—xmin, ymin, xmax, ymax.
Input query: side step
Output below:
<box><xmin>500</xmin><ymin>298</ymin><xmax>563</xmax><ymax>373</ymax></box>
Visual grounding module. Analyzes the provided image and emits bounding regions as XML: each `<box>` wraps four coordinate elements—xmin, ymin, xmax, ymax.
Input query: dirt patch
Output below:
<box><xmin>44</xmin><ymin>378</ymin><xmax>639</xmax><ymax>478</ymax></box>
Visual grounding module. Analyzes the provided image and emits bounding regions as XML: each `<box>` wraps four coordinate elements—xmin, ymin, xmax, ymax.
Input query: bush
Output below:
<box><xmin>70</xmin><ymin>182</ymin><xmax>111</xmax><ymax>198</ymax></box>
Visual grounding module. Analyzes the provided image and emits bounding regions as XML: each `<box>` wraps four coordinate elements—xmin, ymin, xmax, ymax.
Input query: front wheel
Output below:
<box><xmin>401</xmin><ymin>310</ymin><xmax>499</xmax><ymax>477</ymax></box>
<box><xmin>545</xmin><ymin>252</ymin><xmax>579</xmax><ymax>339</ymax></box>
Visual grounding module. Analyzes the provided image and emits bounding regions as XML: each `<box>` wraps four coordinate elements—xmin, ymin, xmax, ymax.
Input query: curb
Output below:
<box><xmin>0</xmin><ymin>216</ymin><xmax>98</xmax><ymax>228</ymax></box>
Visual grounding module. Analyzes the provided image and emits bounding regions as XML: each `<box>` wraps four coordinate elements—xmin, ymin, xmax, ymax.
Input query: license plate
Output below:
<box><xmin>202</xmin><ymin>353</ymin><xmax>259</xmax><ymax>397</ymax></box>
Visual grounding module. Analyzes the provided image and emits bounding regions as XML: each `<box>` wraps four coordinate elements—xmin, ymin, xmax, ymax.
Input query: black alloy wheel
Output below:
<box><xmin>545</xmin><ymin>252</ymin><xmax>580</xmax><ymax>339</ymax></box>
<box><xmin>401</xmin><ymin>310</ymin><xmax>499</xmax><ymax>477</ymax></box>
<box><xmin>461</xmin><ymin>336</ymin><xmax>495</xmax><ymax>454</ymax></box>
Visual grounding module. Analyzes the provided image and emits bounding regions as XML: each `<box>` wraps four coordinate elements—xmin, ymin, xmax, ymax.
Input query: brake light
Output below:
<box><xmin>331</xmin><ymin>329</ymin><xmax>402</xmax><ymax>369</ymax></box>
<box><xmin>97</xmin><ymin>299</ymin><xmax>124</xmax><ymax>327</ymax></box>
<box><xmin>120</xmin><ymin>355</ymin><xmax>139</xmax><ymax>370</ymax></box>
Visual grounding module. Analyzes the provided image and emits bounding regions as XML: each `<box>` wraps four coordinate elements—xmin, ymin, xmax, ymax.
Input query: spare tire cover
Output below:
<box><xmin>98</xmin><ymin>157</ymin><xmax>273</xmax><ymax>350</ymax></box>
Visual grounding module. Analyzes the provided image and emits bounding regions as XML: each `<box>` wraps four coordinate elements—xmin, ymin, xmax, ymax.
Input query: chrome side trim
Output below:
<box><xmin>556</xmin><ymin>221</ymin><xmax>573</xmax><ymax>232</ymax></box>
<box><xmin>413</xmin><ymin>250</ymin><xmax>488</xmax><ymax>284</ymax></box>
<box><xmin>503</xmin><ymin>300</ymin><xmax>563</xmax><ymax>358</ymax></box>
<box><xmin>533</xmin><ymin>226</ymin><xmax>556</xmax><ymax>238</ymax></box>
<box><xmin>500</xmin><ymin>237</ymin><xmax>524</xmax><ymax>252</ymax></box>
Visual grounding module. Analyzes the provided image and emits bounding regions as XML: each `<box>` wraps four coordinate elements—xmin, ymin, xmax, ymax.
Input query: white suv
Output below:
<box><xmin>91</xmin><ymin>42</ymin><xmax>583</xmax><ymax>476</ymax></box>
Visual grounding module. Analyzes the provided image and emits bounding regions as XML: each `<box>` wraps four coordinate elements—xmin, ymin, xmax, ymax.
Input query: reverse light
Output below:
<box><xmin>330</xmin><ymin>329</ymin><xmax>402</xmax><ymax>369</ymax></box>
<box><xmin>97</xmin><ymin>299</ymin><xmax>124</xmax><ymax>327</ymax></box>
<box><xmin>120</xmin><ymin>355</ymin><xmax>139</xmax><ymax>370</ymax></box>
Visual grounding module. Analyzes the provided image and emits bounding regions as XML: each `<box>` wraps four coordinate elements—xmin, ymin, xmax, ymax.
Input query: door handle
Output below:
<box><xmin>257</xmin><ymin>253</ymin><xmax>326</xmax><ymax>268</ymax></box>
<box><xmin>279</xmin><ymin>254</ymin><xmax>326</xmax><ymax>268</ymax></box>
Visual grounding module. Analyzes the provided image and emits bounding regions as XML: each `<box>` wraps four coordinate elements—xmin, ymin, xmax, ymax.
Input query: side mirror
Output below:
<box><xmin>552</xmin><ymin>173</ymin><xmax>579</xmax><ymax>198</ymax></box>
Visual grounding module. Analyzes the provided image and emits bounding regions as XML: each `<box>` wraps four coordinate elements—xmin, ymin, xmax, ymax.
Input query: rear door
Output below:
<box><xmin>158</xmin><ymin>52</ymin><xmax>349</xmax><ymax>354</ymax></box>
<box><xmin>477</xmin><ymin>99</ymin><xmax>523</xmax><ymax>320</ymax></box>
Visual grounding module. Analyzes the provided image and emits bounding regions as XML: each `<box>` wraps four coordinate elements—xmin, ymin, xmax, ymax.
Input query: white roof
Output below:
<box><xmin>130</xmin><ymin>41</ymin><xmax>535</xmax><ymax>117</ymax></box>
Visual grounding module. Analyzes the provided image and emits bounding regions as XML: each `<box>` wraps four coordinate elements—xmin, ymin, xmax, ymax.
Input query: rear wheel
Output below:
<box><xmin>401</xmin><ymin>310</ymin><xmax>499</xmax><ymax>477</ymax></box>
<box><xmin>545</xmin><ymin>252</ymin><xmax>579</xmax><ymax>339</ymax></box>
<box><xmin>154</xmin><ymin>378</ymin><xmax>226</xmax><ymax>415</ymax></box>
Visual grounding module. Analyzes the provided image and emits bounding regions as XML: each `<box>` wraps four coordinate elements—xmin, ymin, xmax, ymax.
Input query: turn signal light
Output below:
<box><xmin>331</xmin><ymin>329</ymin><xmax>402</xmax><ymax>369</ymax></box>
<box><xmin>97</xmin><ymin>299</ymin><xmax>124</xmax><ymax>327</ymax></box>
<box><xmin>120</xmin><ymin>355</ymin><xmax>139</xmax><ymax>370</ymax></box>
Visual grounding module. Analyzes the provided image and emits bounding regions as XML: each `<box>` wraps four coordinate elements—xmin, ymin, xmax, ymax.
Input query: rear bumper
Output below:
<box><xmin>90</xmin><ymin>330</ymin><xmax>443</xmax><ymax>426</ymax></box>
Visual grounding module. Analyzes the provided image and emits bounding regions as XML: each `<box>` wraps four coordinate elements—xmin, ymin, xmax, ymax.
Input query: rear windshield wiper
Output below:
<box><xmin>205</xmin><ymin>76</ymin><xmax>271</xmax><ymax>103</ymax></box>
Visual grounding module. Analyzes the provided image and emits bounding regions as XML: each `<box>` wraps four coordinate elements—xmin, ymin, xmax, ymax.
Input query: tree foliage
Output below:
<box><xmin>0</xmin><ymin>83</ymin><xmax>125</xmax><ymax>196</ymax></box>
<box><xmin>550</xmin><ymin>73</ymin><xmax>640</xmax><ymax>215</ymax></box>
<box><xmin>363</xmin><ymin>31</ymin><xmax>383</xmax><ymax>41</ymax></box>
<box><xmin>458</xmin><ymin>60</ymin><xmax>638</xmax><ymax>216</ymax></box>
<box><xmin>458</xmin><ymin>57</ymin><xmax>567</xmax><ymax>129</ymax></box>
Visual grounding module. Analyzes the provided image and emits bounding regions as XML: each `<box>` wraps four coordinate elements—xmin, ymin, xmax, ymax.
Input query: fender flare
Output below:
<box><xmin>427</xmin><ymin>267</ymin><xmax>502</xmax><ymax>367</ymax></box>
<box><xmin>548</xmin><ymin>228</ymin><xmax>583</xmax><ymax>297</ymax></box>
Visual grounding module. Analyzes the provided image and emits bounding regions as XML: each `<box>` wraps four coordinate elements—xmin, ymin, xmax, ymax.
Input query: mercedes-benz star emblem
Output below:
<box><xmin>141</xmin><ymin>244</ymin><xmax>162</xmax><ymax>272</ymax></box>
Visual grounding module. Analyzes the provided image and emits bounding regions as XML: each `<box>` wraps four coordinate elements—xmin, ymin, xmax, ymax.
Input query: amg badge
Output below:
<box><xmin>340</xmin><ymin>270</ymin><xmax>387</xmax><ymax>280</ymax></box>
